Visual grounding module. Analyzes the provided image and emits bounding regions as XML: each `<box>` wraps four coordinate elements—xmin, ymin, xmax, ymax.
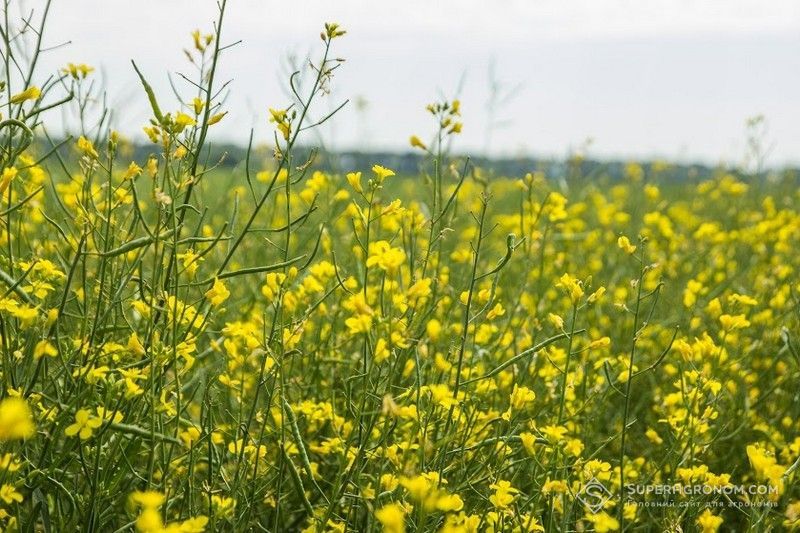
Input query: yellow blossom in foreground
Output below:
<box><xmin>746</xmin><ymin>444</ymin><xmax>785</xmax><ymax>501</ymax></box>
<box><xmin>129</xmin><ymin>490</ymin><xmax>165</xmax><ymax>509</ymax></box>
<box><xmin>696</xmin><ymin>509</ymin><xmax>724</xmax><ymax>533</ymax></box>
<box><xmin>375</xmin><ymin>503</ymin><xmax>405</xmax><ymax>533</ymax></box>
<box><xmin>0</xmin><ymin>484</ymin><xmax>23</xmax><ymax>505</ymax></box>
<box><xmin>10</xmin><ymin>86</ymin><xmax>41</xmax><ymax>103</ymax></box>
<box><xmin>129</xmin><ymin>490</ymin><xmax>207</xmax><ymax>533</ymax></box>
<box><xmin>0</xmin><ymin>398</ymin><xmax>35</xmax><ymax>441</ymax></box>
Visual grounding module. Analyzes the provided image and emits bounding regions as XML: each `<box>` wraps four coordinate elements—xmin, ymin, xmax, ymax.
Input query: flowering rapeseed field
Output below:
<box><xmin>1</xmin><ymin>6</ymin><xmax>799</xmax><ymax>533</ymax></box>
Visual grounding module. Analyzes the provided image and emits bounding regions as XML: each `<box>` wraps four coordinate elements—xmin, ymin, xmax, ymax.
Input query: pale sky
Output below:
<box><xmin>30</xmin><ymin>0</ymin><xmax>800</xmax><ymax>165</ymax></box>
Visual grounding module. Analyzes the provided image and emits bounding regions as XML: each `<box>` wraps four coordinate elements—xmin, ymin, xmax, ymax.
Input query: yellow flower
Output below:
<box><xmin>0</xmin><ymin>484</ymin><xmax>23</xmax><ymax>505</ymax></box>
<box><xmin>486</xmin><ymin>303</ymin><xmax>505</xmax><ymax>320</ymax></box>
<box><xmin>400</xmin><ymin>474</ymin><xmax>436</xmax><ymax>504</ymax></box>
<box><xmin>488</xmin><ymin>480</ymin><xmax>519</xmax><ymax>510</ymax></box>
<box><xmin>129</xmin><ymin>490</ymin><xmax>208</xmax><ymax>533</ymax></box>
<box><xmin>544</xmin><ymin>479</ymin><xmax>569</xmax><ymax>497</ymax></box>
<box><xmin>77</xmin><ymin>135</ymin><xmax>99</xmax><ymax>159</ymax></box>
<box><xmin>502</xmin><ymin>385</ymin><xmax>536</xmax><ymax>421</ymax></box>
<box><xmin>586</xmin><ymin>512</ymin><xmax>620</xmax><ymax>532</ymax></box>
<box><xmin>268</xmin><ymin>108</ymin><xmax>291</xmax><ymax>140</ymax></box>
<box><xmin>0</xmin><ymin>167</ymin><xmax>17</xmax><ymax>195</ymax></box>
<box><xmin>345</xmin><ymin>314</ymin><xmax>372</xmax><ymax>335</ymax></box>
<box><xmin>10</xmin><ymin>86</ymin><xmax>41</xmax><ymax>104</ymax></box>
<box><xmin>374</xmin><ymin>338</ymin><xmax>390</xmax><ymax>363</ymax></box>
<box><xmin>96</xmin><ymin>406</ymin><xmax>123</xmax><ymax>424</ymax></box>
<box><xmin>178</xmin><ymin>249</ymin><xmax>203</xmax><ymax>278</ymax></box>
<box><xmin>191</xmin><ymin>29</ymin><xmax>213</xmax><ymax>52</ymax></box>
<box><xmin>62</xmin><ymin>63</ymin><xmax>95</xmax><ymax>79</ymax></box>
<box><xmin>409</xmin><ymin>135</ymin><xmax>427</xmax><ymax>150</ymax></box>
<box><xmin>205</xmin><ymin>278</ymin><xmax>230</xmax><ymax>306</ymax></box>
<box><xmin>129</xmin><ymin>490</ymin><xmax>166</xmax><ymax>509</ymax></box>
<box><xmin>556</xmin><ymin>273</ymin><xmax>584</xmax><ymax>304</ymax></box>
<box><xmin>519</xmin><ymin>433</ymin><xmax>538</xmax><ymax>456</ymax></box>
<box><xmin>510</xmin><ymin>385</ymin><xmax>536</xmax><ymax>409</ymax></box>
<box><xmin>436</xmin><ymin>493</ymin><xmax>464</xmax><ymax>512</ymax></box>
<box><xmin>0</xmin><ymin>398</ymin><xmax>35</xmax><ymax>441</ymax></box>
<box><xmin>146</xmin><ymin>157</ymin><xmax>158</xmax><ymax>177</ymax></box>
<box><xmin>33</xmin><ymin>340</ymin><xmax>58</xmax><ymax>360</ymax></box>
<box><xmin>746</xmin><ymin>444</ymin><xmax>785</xmax><ymax>500</ymax></box>
<box><xmin>589</xmin><ymin>337</ymin><xmax>611</xmax><ymax>350</ymax></box>
<box><xmin>65</xmin><ymin>409</ymin><xmax>103</xmax><ymax>440</ymax></box>
<box><xmin>719</xmin><ymin>313</ymin><xmax>750</xmax><ymax>331</ymax></box>
<box><xmin>406</xmin><ymin>278</ymin><xmax>432</xmax><ymax>301</ymax></box>
<box><xmin>683</xmin><ymin>279</ymin><xmax>703</xmax><ymax>308</ymax></box>
<box><xmin>123</xmin><ymin>162</ymin><xmax>143</xmax><ymax>180</ymax></box>
<box><xmin>372</xmin><ymin>164</ymin><xmax>395</xmax><ymax>182</ymax></box>
<box><xmin>211</xmin><ymin>494</ymin><xmax>236</xmax><ymax>518</ymax></box>
<box><xmin>346</xmin><ymin>172</ymin><xmax>363</xmax><ymax>193</ymax></box>
<box><xmin>192</xmin><ymin>97</ymin><xmax>205</xmax><ymax>115</ymax></box>
<box><xmin>441</xmin><ymin>513</ymin><xmax>481</xmax><ymax>533</ymax></box>
<box><xmin>174</xmin><ymin>112</ymin><xmax>197</xmax><ymax>131</ymax></box>
<box><xmin>374</xmin><ymin>503</ymin><xmax>405</xmax><ymax>533</ymax></box>
<box><xmin>645</xmin><ymin>428</ymin><xmax>663</xmax><ymax>444</ymax></box>
<box><xmin>696</xmin><ymin>509</ymin><xmax>723</xmax><ymax>533</ymax></box>
<box><xmin>268</xmin><ymin>107</ymin><xmax>287</xmax><ymax>123</ymax></box>
<box><xmin>729</xmin><ymin>293</ymin><xmax>758</xmax><ymax>307</ymax></box>
<box><xmin>426</xmin><ymin>319</ymin><xmax>442</xmax><ymax>341</ymax></box>
<box><xmin>208</xmin><ymin>112</ymin><xmax>227</xmax><ymax>125</ymax></box>
<box><xmin>366</xmin><ymin>241</ymin><xmax>405</xmax><ymax>272</ymax></box>
<box><xmin>588</xmin><ymin>286</ymin><xmax>606</xmax><ymax>304</ymax></box>
<box><xmin>548</xmin><ymin>313</ymin><xmax>564</xmax><ymax>329</ymax></box>
<box><xmin>540</xmin><ymin>425</ymin><xmax>568</xmax><ymax>443</ymax></box>
<box><xmin>617</xmin><ymin>235</ymin><xmax>637</xmax><ymax>254</ymax></box>
<box><xmin>324</xmin><ymin>22</ymin><xmax>347</xmax><ymax>40</ymax></box>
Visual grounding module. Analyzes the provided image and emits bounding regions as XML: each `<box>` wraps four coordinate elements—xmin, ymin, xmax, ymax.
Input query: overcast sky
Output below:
<box><xmin>31</xmin><ymin>0</ymin><xmax>800</xmax><ymax>165</ymax></box>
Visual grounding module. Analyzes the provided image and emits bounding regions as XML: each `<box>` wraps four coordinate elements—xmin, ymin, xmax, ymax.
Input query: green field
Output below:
<box><xmin>1</xmin><ymin>13</ymin><xmax>799</xmax><ymax>533</ymax></box>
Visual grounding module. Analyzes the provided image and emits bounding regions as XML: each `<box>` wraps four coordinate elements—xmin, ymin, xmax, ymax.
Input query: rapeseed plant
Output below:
<box><xmin>0</xmin><ymin>2</ymin><xmax>798</xmax><ymax>531</ymax></box>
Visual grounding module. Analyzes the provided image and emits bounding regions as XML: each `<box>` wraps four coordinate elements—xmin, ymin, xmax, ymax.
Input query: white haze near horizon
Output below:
<box><xmin>28</xmin><ymin>0</ymin><xmax>800</xmax><ymax>166</ymax></box>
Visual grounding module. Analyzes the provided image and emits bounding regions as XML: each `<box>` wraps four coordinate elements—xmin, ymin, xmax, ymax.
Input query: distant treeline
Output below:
<box><xmin>52</xmin><ymin>138</ymin><xmax>800</xmax><ymax>183</ymax></box>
